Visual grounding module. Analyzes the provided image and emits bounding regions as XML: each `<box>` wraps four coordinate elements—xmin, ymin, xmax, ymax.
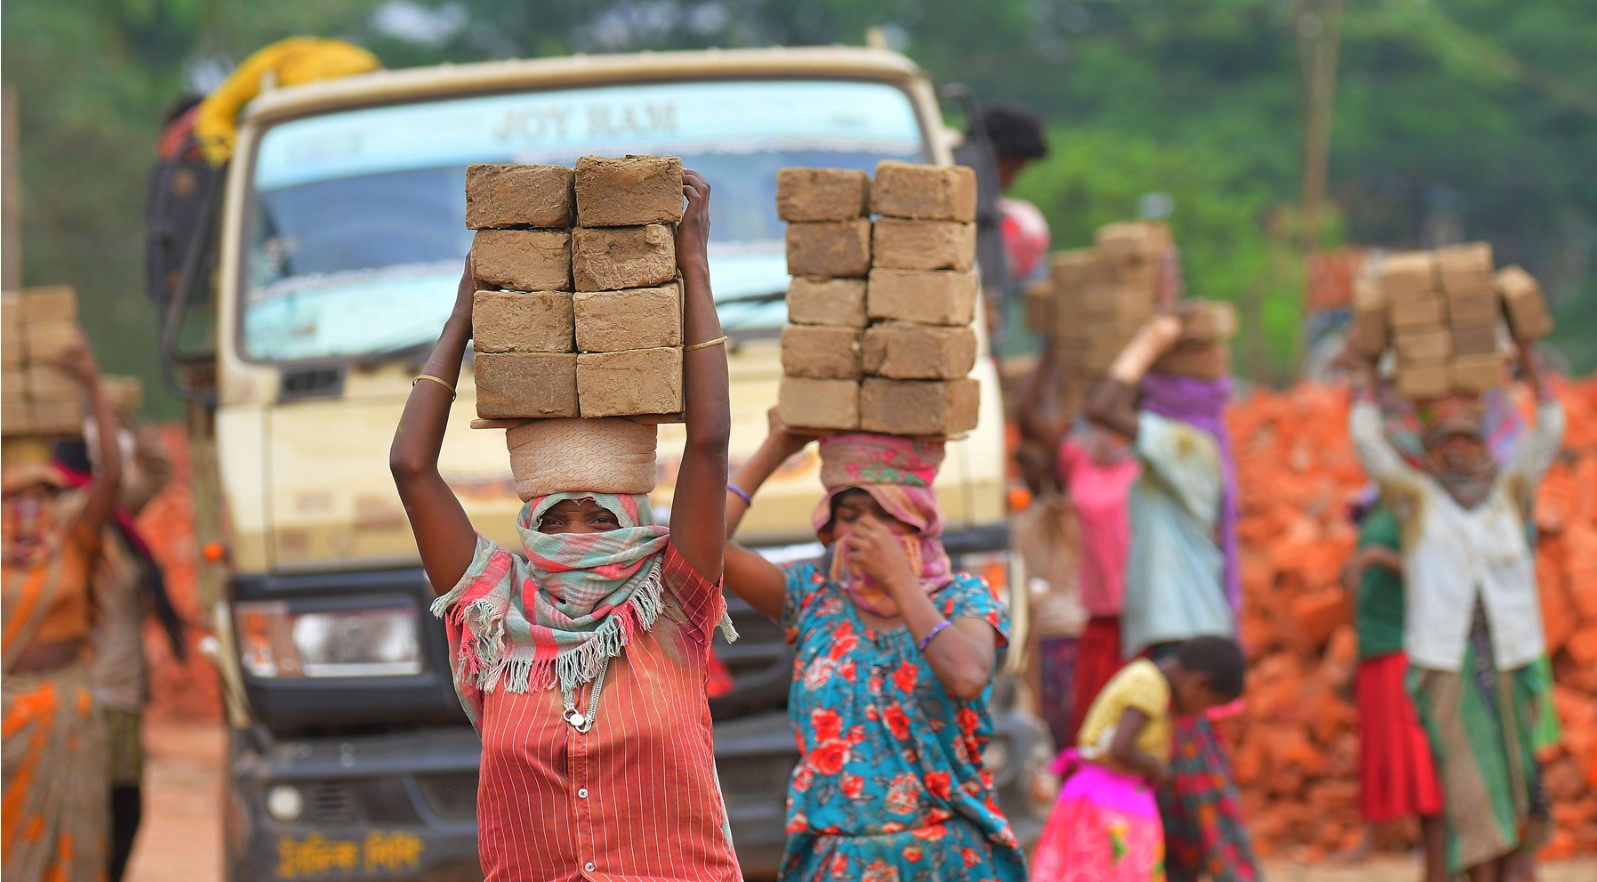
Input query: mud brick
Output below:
<box><xmin>571</xmin><ymin>225</ymin><xmax>676</xmax><ymax>292</ymax></box>
<box><xmin>0</xmin><ymin>294</ymin><xmax>17</xmax><ymax>331</ymax></box>
<box><xmin>1377</xmin><ymin>252</ymin><xmax>1437</xmax><ymax>300</ymax></box>
<box><xmin>1393</xmin><ymin>329</ymin><xmax>1451</xmax><ymax>366</ymax></box>
<box><xmin>2</xmin><ymin>370</ymin><xmax>22</xmax><ymax>399</ymax></box>
<box><xmin>1</xmin><ymin>399</ymin><xmax>29</xmax><ymax>435</ymax></box>
<box><xmin>1</xmin><ymin>321</ymin><xmax>20</xmax><ymax>366</ymax></box>
<box><xmin>776</xmin><ymin>168</ymin><xmax>870</xmax><ymax>222</ymax></box>
<box><xmin>472</xmin><ymin>290</ymin><xmax>575</xmax><ymax>353</ymax></box>
<box><xmin>26</xmin><ymin>366</ymin><xmax>79</xmax><ymax>402</ymax></box>
<box><xmin>465</xmin><ymin>164</ymin><xmax>574</xmax><ymax>229</ymax></box>
<box><xmin>19</xmin><ymin>286</ymin><xmax>77</xmax><ymax>323</ymax></box>
<box><xmin>780</xmin><ymin>326</ymin><xmax>863</xmax><ymax>380</ymax></box>
<box><xmin>1388</xmin><ymin>294</ymin><xmax>1445</xmax><ymax>331</ymax></box>
<box><xmin>1023</xmin><ymin>281</ymin><xmax>1055</xmax><ymax>335</ymax></box>
<box><xmin>787</xmin><ymin>277</ymin><xmax>867</xmax><ymax>328</ymax></box>
<box><xmin>1151</xmin><ymin>341</ymin><xmax>1230</xmax><ymax>381</ymax></box>
<box><xmin>869</xmin><ymin>161</ymin><xmax>977</xmax><ymax>222</ymax></box>
<box><xmin>1094</xmin><ymin>221</ymin><xmax>1169</xmax><ymax>268</ymax></box>
<box><xmin>871</xmin><ymin>219</ymin><xmax>975</xmax><ymax>272</ymax></box>
<box><xmin>472</xmin><ymin>230</ymin><xmax>572</xmax><ymax>292</ymax></box>
<box><xmin>860</xmin><ymin>377</ymin><xmax>980</xmax><ymax>436</ymax></box>
<box><xmin>1448</xmin><ymin>289</ymin><xmax>1499</xmax><ymax>327</ymax></box>
<box><xmin>1440</xmin><ymin>264</ymin><xmax>1494</xmax><ymax>301</ymax></box>
<box><xmin>1451</xmin><ymin>324</ymin><xmax>1499</xmax><ymax>358</ymax></box>
<box><xmin>786</xmin><ymin>220</ymin><xmax>872</xmax><ymax>278</ymax></box>
<box><xmin>1435</xmin><ymin>241</ymin><xmax>1493</xmax><ymax>275</ymax></box>
<box><xmin>1496</xmin><ymin>266</ymin><xmax>1553</xmax><ymax>341</ymax></box>
<box><xmin>1451</xmin><ymin>354</ymin><xmax>1502</xmax><ymax>394</ymax></box>
<box><xmin>577</xmin><ymin>348</ymin><xmax>682</xmax><ymax>417</ymax></box>
<box><xmin>862</xmin><ymin>323</ymin><xmax>976</xmax><ymax>381</ymax></box>
<box><xmin>1182</xmin><ymin>301</ymin><xmax>1238</xmax><ymax>342</ymax></box>
<box><xmin>1051</xmin><ymin>250</ymin><xmax>1112</xmax><ymax>292</ymax></box>
<box><xmin>574</xmin><ymin>283</ymin><xmax>681</xmax><ymax>352</ymax></box>
<box><xmin>574</xmin><ymin>155</ymin><xmax>684</xmax><ymax>227</ymax></box>
<box><xmin>1073</xmin><ymin>285</ymin><xmax>1134</xmax><ymax>319</ymax></box>
<box><xmin>1351</xmin><ymin>283</ymin><xmax>1388</xmax><ymax>358</ymax></box>
<box><xmin>866</xmin><ymin>269</ymin><xmax>978</xmax><ymax>326</ymax></box>
<box><xmin>778</xmin><ymin>377</ymin><xmax>859</xmax><ymax>431</ymax></box>
<box><xmin>30</xmin><ymin>397</ymin><xmax>85</xmax><ymax>435</ymax></box>
<box><xmin>20</xmin><ymin>320</ymin><xmax>83</xmax><ymax>363</ymax></box>
<box><xmin>1396</xmin><ymin>363</ymin><xmax>1449</xmax><ymax>400</ymax></box>
<box><xmin>102</xmin><ymin>376</ymin><xmax>144</xmax><ymax>416</ymax></box>
<box><xmin>473</xmin><ymin>352</ymin><xmax>579</xmax><ymax>419</ymax></box>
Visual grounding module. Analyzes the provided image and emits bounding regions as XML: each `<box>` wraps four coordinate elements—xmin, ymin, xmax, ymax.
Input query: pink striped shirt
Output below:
<box><xmin>449</xmin><ymin>542</ymin><xmax>741</xmax><ymax>882</ymax></box>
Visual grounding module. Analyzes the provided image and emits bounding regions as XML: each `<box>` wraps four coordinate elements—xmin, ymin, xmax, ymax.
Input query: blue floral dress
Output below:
<box><xmin>778</xmin><ymin>562</ymin><xmax>1028</xmax><ymax>882</ymax></box>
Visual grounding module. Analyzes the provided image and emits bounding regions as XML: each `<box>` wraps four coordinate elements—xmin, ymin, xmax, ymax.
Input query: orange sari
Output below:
<box><xmin>2</xmin><ymin>547</ymin><xmax>108</xmax><ymax>882</ymax></box>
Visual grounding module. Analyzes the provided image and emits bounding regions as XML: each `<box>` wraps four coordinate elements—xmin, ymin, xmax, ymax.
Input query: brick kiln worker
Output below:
<box><xmin>719</xmin><ymin>416</ymin><xmax>1028</xmax><ymax>882</ymax></box>
<box><xmin>1348</xmin><ymin>342</ymin><xmax>1563</xmax><ymax>882</ymax></box>
<box><xmin>1082</xmin><ymin>313</ymin><xmax>1262</xmax><ymax>882</ymax></box>
<box><xmin>390</xmin><ymin>171</ymin><xmax>743</xmax><ymax>881</ymax></box>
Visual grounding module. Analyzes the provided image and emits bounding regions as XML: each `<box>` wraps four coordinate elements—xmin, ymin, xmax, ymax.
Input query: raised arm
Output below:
<box><xmin>57</xmin><ymin>337</ymin><xmax>121</xmax><ymax>551</ymax></box>
<box><xmin>1083</xmin><ymin>314</ymin><xmax>1183</xmax><ymax>440</ymax></box>
<box><xmin>390</xmin><ymin>261</ymin><xmax>479</xmax><ymax>594</ymax></box>
<box><xmin>667</xmin><ymin>170</ymin><xmax>732</xmax><ymax>582</ymax></box>
<box><xmin>721</xmin><ymin>410</ymin><xmax>812</xmax><ymax>621</ymax></box>
<box><xmin>1346</xmin><ymin>357</ymin><xmax>1422</xmax><ymax>491</ymax></box>
<box><xmin>1018</xmin><ymin>342</ymin><xmax>1065</xmax><ymax>453</ymax></box>
<box><xmin>1502</xmin><ymin>344</ymin><xmax>1565</xmax><ymax>491</ymax></box>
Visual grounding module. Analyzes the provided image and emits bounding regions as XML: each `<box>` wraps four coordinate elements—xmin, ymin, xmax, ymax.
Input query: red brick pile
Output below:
<box><xmin>1225</xmin><ymin>375</ymin><xmax>1597</xmax><ymax>859</ymax></box>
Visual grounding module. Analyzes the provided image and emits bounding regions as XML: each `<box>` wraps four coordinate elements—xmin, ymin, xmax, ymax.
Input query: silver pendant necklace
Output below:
<box><xmin>560</xmin><ymin>655</ymin><xmax>610</xmax><ymax>733</ymax></box>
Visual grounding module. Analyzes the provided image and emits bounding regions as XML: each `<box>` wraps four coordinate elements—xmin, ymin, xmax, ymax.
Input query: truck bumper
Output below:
<box><xmin>227</xmin><ymin>727</ymin><xmax>484</xmax><ymax>882</ymax></box>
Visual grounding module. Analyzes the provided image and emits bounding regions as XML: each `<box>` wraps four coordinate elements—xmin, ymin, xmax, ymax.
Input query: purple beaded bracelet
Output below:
<box><xmin>917</xmin><ymin>620</ymin><xmax>952</xmax><ymax>653</ymax></box>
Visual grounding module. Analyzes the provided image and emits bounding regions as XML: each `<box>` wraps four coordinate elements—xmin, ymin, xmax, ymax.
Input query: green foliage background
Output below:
<box><xmin>3</xmin><ymin>0</ymin><xmax>1593</xmax><ymax>411</ymax></box>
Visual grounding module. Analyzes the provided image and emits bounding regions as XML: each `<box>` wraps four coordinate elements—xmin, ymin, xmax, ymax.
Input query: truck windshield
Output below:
<box><xmin>241</xmin><ymin>78</ymin><xmax>927</xmax><ymax>362</ymax></box>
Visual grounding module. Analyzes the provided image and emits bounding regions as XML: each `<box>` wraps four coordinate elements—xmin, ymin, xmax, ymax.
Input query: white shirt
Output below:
<box><xmin>1349</xmin><ymin>398</ymin><xmax>1564</xmax><ymax>672</ymax></box>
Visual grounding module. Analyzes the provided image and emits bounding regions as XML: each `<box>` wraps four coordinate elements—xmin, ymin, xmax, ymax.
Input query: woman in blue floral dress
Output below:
<box><xmin>721</xmin><ymin>418</ymin><xmax>1028</xmax><ymax>882</ymax></box>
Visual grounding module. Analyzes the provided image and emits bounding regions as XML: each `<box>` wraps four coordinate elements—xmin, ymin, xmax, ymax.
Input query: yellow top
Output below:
<box><xmin>194</xmin><ymin>37</ymin><xmax>380</xmax><ymax>165</ymax></box>
<box><xmin>1077</xmin><ymin>658</ymin><xmax>1172</xmax><ymax>765</ymax></box>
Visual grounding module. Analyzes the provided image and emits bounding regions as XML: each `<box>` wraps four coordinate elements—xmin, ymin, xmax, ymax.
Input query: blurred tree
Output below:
<box><xmin>1</xmin><ymin>0</ymin><xmax>1592</xmax><ymax>410</ymax></box>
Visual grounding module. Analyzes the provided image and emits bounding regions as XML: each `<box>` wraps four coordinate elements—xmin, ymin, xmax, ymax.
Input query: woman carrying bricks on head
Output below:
<box><xmin>720</xmin><ymin>418</ymin><xmax>1027</xmax><ymax>882</ymax></box>
<box><xmin>1348</xmin><ymin>340</ymin><xmax>1563</xmax><ymax>882</ymax></box>
<box><xmin>3</xmin><ymin>332</ymin><xmax>122</xmax><ymax>882</ymax></box>
<box><xmin>1082</xmin><ymin>312</ymin><xmax>1259</xmax><ymax>882</ymax></box>
<box><xmin>390</xmin><ymin>170</ymin><xmax>742</xmax><ymax>881</ymax></box>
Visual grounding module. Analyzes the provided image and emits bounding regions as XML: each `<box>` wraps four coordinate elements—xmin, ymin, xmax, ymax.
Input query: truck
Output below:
<box><xmin>147</xmin><ymin>45</ymin><xmax>1053</xmax><ymax>881</ymax></box>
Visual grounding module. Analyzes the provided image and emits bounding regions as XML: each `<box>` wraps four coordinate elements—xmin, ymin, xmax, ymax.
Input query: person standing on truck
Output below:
<box><xmin>1348</xmin><ymin>342</ymin><xmax>1562</xmax><ymax>882</ymax></box>
<box><xmin>977</xmin><ymin>102</ymin><xmax>1051</xmax><ymax>288</ymax></box>
<box><xmin>2</xmin><ymin>333</ymin><xmax>122</xmax><ymax>882</ymax></box>
<box><xmin>390</xmin><ymin>171</ymin><xmax>742</xmax><ymax>882</ymax></box>
<box><xmin>1082</xmin><ymin>314</ymin><xmax>1260</xmax><ymax>882</ymax></box>
<box><xmin>720</xmin><ymin>420</ymin><xmax>1028</xmax><ymax>882</ymax></box>
<box><xmin>54</xmin><ymin>407</ymin><xmax>184</xmax><ymax>882</ymax></box>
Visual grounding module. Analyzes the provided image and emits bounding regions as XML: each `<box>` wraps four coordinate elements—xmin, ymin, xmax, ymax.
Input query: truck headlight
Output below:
<box><xmin>236</xmin><ymin>602</ymin><xmax>422</xmax><ymax>679</ymax></box>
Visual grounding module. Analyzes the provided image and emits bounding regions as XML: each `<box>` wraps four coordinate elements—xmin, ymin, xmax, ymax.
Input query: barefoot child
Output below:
<box><xmin>1031</xmin><ymin>635</ymin><xmax>1246</xmax><ymax>881</ymax></box>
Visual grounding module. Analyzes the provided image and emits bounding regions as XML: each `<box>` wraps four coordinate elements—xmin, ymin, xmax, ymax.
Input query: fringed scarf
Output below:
<box><xmin>434</xmin><ymin>492</ymin><xmax>735</xmax><ymax>697</ymax></box>
<box><xmin>811</xmin><ymin>434</ymin><xmax>954</xmax><ymax>617</ymax></box>
<box><xmin>1139</xmin><ymin>372</ymin><xmax>1240</xmax><ymax>612</ymax></box>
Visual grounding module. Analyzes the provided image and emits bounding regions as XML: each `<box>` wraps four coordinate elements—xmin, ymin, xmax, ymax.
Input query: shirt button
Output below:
<box><xmin>577</xmin><ymin>787</ymin><xmax>589</xmax><ymax>799</ymax></box>
<box><xmin>584</xmin><ymin>861</ymin><xmax>596</xmax><ymax>873</ymax></box>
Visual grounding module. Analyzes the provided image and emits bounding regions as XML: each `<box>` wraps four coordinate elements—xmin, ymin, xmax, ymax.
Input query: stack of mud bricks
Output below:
<box><xmin>1029</xmin><ymin>220</ymin><xmax>1169</xmax><ymax>376</ymax></box>
<box><xmin>776</xmin><ymin>161</ymin><xmax>980</xmax><ymax>436</ymax></box>
<box><xmin>1352</xmin><ymin>242</ymin><xmax>1553</xmax><ymax>400</ymax></box>
<box><xmin>468</xmin><ymin>156</ymin><xmax>684</xmax><ymax>420</ymax></box>
<box><xmin>2</xmin><ymin>286</ymin><xmax>86</xmax><ymax>437</ymax></box>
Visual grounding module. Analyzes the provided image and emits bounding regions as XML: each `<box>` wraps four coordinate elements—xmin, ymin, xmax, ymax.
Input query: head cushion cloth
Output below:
<box><xmin>506</xmin><ymin>418</ymin><xmax>658</xmax><ymax>501</ymax></box>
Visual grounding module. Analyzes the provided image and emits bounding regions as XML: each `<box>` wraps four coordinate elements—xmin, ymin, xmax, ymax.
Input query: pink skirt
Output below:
<box><xmin>1031</xmin><ymin>752</ymin><xmax>1164</xmax><ymax>882</ymax></box>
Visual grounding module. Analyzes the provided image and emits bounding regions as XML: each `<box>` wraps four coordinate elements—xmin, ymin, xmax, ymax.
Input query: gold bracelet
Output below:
<box><xmin>413</xmin><ymin>374</ymin><xmax>456</xmax><ymax>400</ymax></box>
<box><xmin>683</xmin><ymin>335</ymin><xmax>728</xmax><ymax>352</ymax></box>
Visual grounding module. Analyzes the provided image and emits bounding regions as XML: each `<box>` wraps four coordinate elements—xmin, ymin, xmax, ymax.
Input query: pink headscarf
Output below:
<box><xmin>811</xmin><ymin>434</ymin><xmax>953</xmax><ymax>615</ymax></box>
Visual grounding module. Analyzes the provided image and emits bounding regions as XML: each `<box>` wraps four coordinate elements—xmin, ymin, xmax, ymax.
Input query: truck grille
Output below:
<box><xmin>307</xmin><ymin>782</ymin><xmax>356</xmax><ymax>825</ymax></box>
<box><xmin>416</xmin><ymin>771</ymin><xmax>479</xmax><ymax>822</ymax></box>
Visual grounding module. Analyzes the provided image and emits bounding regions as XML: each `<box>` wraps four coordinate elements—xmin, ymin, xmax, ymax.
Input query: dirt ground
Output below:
<box><xmin>127</xmin><ymin>718</ymin><xmax>1597</xmax><ymax>882</ymax></box>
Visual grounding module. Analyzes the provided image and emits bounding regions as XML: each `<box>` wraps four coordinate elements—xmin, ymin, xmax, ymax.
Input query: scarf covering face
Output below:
<box><xmin>812</xmin><ymin>434</ymin><xmax>954</xmax><ymax>616</ymax></box>
<box><xmin>440</xmin><ymin>492</ymin><xmax>670</xmax><ymax>695</ymax></box>
<box><xmin>1138</xmin><ymin>372</ymin><xmax>1240</xmax><ymax>612</ymax></box>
